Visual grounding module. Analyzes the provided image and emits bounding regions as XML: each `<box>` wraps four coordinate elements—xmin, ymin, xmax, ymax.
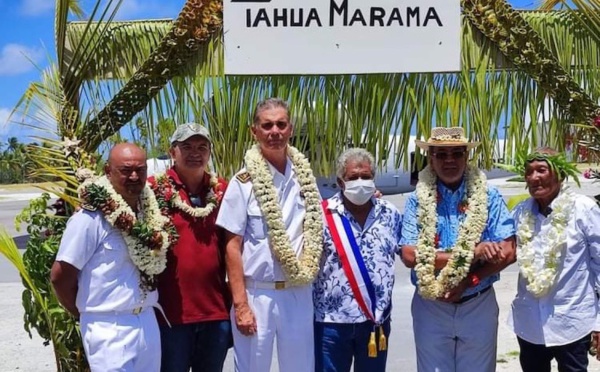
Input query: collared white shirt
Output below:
<box><xmin>313</xmin><ymin>193</ymin><xmax>402</xmax><ymax>324</ymax></box>
<box><xmin>216</xmin><ymin>159</ymin><xmax>307</xmax><ymax>281</ymax></box>
<box><xmin>508</xmin><ymin>192</ymin><xmax>600</xmax><ymax>346</ymax></box>
<box><xmin>56</xmin><ymin>210</ymin><xmax>158</xmax><ymax>313</ymax></box>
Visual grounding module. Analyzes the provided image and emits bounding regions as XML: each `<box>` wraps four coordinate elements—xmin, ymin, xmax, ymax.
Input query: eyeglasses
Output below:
<box><xmin>431</xmin><ymin>151</ymin><xmax>466</xmax><ymax>160</ymax></box>
<box><xmin>189</xmin><ymin>194</ymin><xmax>203</xmax><ymax>207</ymax></box>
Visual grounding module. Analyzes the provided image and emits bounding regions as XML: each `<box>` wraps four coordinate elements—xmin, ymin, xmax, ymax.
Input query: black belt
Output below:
<box><xmin>454</xmin><ymin>286</ymin><xmax>492</xmax><ymax>304</ymax></box>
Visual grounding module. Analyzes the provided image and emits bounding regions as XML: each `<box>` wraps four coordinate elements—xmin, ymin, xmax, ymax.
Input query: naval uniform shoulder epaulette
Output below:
<box><xmin>236</xmin><ymin>171</ymin><xmax>251</xmax><ymax>184</ymax></box>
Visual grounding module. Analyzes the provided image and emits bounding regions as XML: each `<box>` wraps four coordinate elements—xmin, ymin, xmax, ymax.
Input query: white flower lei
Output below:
<box><xmin>414</xmin><ymin>165</ymin><xmax>488</xmax><ymax>299</ymax></box>
<box><xmin>160</xmin><ymin>172</ymin><xmax>221</xmax><ymax>218</ymax></box>
<box><xmin>244</xmin><ymin>144</ymin><xmax>323</xmax><ymax>286</ymax></box>
<box><xmin>78</xmin><ymin>176</ymin><xmax>173</xmax><ymax>282</ymax></box>
<box><xmin>516</xmin><ymin>187</ymin><xmax>575</xmax><ymax>297</ymax></box>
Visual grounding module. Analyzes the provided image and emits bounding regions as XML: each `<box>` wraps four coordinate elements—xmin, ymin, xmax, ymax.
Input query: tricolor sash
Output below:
<box><xmin>321</xmin><ymin>200</ymin><xmax>377</xmax><ymax>323</ymax></box>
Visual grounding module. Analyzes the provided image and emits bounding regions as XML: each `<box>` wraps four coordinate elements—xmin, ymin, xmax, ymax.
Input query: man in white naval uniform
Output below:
<box><xmin>216</xmin><ymin>98</ymin><xmax>322</xmax><ymax>372</ymax></box>
<box><xmin>51</xmin><ymin>143</ymin><xmax>162</xmax><ymax>372</ymax></box>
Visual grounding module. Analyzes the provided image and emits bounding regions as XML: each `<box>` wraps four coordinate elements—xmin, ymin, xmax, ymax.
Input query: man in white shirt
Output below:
<box><xmin>509</xmin><ymin>147</ymin><xmax>600</xmax><ymax>372</ymax></box>
<box><xmin>216</xmin><ymin>98</ymin><xmax>323</xmax><ymax>372</ymax></box>
<box><xmin>51</xmin><ymin>143</ymin><xmax>173</xmax><ymax>372</ymax></box>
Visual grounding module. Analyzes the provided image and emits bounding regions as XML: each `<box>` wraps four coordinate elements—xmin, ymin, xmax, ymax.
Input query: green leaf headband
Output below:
<box><xmin>524</xmin><ymin>152</ymin><xmax>580</xmax><ymax>187</ymax></box>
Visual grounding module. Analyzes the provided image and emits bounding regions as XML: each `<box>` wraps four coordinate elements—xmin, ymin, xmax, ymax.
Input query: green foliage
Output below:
<box><xmin>13</xmin><ymin>194</ymin><xmax>89</xmax><ymax>371</ymax></box>
<box><xmin>507</xmin><ymin>194</ymin><xmax>531</xmax><ymax>210</ymax></box>
<box><xmin>0</xmin><ymin>138</ymin><xmax>40</xmax><ymax>184</ymax></box>
<box><xmin>82</xmin><ymin>183</ymin><xmax>110</xmax><ymax>206</ymax></box>
<box><xmin>497</xmin><ymin>150</ymin><xmax>580</xmax><ymax>186</ymax></box>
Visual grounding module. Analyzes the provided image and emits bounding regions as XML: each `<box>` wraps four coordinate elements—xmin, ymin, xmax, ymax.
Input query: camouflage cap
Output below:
<box><xmin>170</xmin><ymin>123</ymin><xmax>211</xmax><ymax>145</ymax></box>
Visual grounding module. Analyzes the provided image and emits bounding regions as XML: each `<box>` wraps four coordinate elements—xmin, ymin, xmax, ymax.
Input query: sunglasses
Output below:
<box><xmin>431</xmin><ymin>151</ymin><xmax>466</xmax><ymax>160</ymax></box>
<box><xmin>189</xmin><ymin>194</ymin><xmax>203</xmax><ymax>207</ymax></box>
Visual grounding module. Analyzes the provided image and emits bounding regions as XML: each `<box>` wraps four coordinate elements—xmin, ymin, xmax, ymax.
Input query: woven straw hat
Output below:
<box><xmin>415</xmin><ymin>127</ymin><xmax>479</xmax><ymax>151</ymax></box>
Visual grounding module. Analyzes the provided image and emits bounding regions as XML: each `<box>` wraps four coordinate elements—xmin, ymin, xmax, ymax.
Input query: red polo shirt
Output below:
<box><xmin>151</xmin><ymin>168</ymin><xmax>231</xmax><ymax>325</ymax></box>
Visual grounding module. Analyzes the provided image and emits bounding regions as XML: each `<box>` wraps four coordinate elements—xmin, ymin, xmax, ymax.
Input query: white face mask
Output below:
<box><xmin>343</xmin><ymin>179</ymin><xmax>376</xmax><ymax>206</ymax></box>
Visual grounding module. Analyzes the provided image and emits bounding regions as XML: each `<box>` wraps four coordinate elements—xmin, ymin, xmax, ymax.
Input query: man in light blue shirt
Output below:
<box><xmin>508</xmin><ymin>148</ymin><xmax>600</xmax><ymax>372</ymax></box>
<box><xmin>400</xmin><ymin>127</ymin><xmax>515</xmax><ymax>372</ymax></box>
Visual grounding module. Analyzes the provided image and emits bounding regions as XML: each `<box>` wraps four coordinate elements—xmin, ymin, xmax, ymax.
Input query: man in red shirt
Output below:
<box><xmin>149</xmin><ymin>123</ymin><xmax>231</xmax><ymax>372</ymax></box>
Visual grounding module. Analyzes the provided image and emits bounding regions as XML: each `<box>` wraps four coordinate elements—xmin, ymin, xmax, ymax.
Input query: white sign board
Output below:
<box><xmin>224</xmin><ymin>0</ymin><xmax>461</xmax><ymax>75</ymax></box>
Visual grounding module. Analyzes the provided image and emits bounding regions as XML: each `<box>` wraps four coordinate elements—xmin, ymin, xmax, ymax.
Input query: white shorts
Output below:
<box><xmin>80</xmin><ymin>307</ymin><xmax>160</xmax><ymax>372</ymax></box>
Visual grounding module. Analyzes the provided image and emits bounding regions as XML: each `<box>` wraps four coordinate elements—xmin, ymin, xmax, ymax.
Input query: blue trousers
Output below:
<box><xmin>518</xmin><ymin>334</ymin><xmax>591</xmax><ymax>372</ymax></box>
<box><xmin>160</xmin><ymin>320</ymin><xmax>232</xmax><ymax>372</ymax></box>
<box><xmin>314</xmin><ymin>320</ymin><xmax>391</xmax><ymax>372</ymax></box>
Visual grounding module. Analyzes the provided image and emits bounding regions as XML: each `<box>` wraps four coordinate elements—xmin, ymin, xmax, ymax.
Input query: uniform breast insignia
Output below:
<box><xmin>80</xmin><ymin>202</ymin><xmax>97</xmax><ymax>212</ymax></box>
<box><xmin>236</xmin><ymin>171</ymin><xmax>251</xmax><ymax>183</ymax></box>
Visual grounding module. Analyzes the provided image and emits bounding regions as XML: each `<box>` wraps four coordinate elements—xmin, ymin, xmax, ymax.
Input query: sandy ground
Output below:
<box><xmin>4</xmin><ymin>272</ymin><xmax>600</xmax><ymax>372</ymax></box>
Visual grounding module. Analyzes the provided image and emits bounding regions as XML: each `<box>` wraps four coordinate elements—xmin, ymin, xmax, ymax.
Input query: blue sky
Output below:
<box><xmin>0</xmin><ymin>0</ymin><xmax>541</xmax><ymax>144</ymax></box>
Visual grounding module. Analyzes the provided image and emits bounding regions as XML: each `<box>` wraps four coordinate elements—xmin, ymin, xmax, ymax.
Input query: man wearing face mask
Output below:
<box><xmin>313</xmin><ymin>148</ymin><xmax>403</xmax><ymax>372</ymax></box>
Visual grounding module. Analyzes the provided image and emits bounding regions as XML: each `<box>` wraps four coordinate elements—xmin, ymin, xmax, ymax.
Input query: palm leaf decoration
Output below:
<box><xmin>45</xmin><ymin>1</ymin><xmax>599</xmax><ymax>177</ymax></box>
<box><xmin>13</xmin><ymin>0</ymin><xmax>600</xmax><ymax>181</ymax></box>
<box><xmin>538</xmin><ymin>0</ymin><xmax>600</xmax><ymax>153</ymax></box>
<box><xmin>463</xmin><ymin>0</ymin><xmax>600</xmax><ymax>124</ymax></box>
<box><xmin>81</xmin><ymin>0</ymin><xmax>223</xmax><ymax>151</ymax></box>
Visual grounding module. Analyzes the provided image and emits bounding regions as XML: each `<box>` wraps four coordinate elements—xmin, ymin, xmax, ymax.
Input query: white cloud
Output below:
<box><xmin>0</xmin><ymin>44</ymin><xmax>44</xmax><ymax>76</ymax></box>
<box><xmin>20</xmin><ymin>0</ymin><xmax>54</xmax><ymax>16</ymax></box>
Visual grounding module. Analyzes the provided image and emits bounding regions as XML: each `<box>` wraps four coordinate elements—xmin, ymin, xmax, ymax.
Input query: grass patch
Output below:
<box><xmin>496</xmin><ymin>350</ymin><xmax>520</xmax><ymax>364</ymax></box>
<box><xmin>497</xmin><ymin>350</ymin><xmax>520</xmax><ymax>363</ymax></box>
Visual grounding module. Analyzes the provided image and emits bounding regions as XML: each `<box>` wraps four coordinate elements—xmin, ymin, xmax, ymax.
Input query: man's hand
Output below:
<box><xmin>474</xmin><ymin>241</ymin><xmax>505</xmax><ymax>264</ymax></box>
<box><xmin>234</xmin><ymin>302</ymin><xmax>257</xmax><ymax>337</ymax></box>
<box><xmin>592</xmin><ymin>331</ymin><xmax>600</xmax><ymax>360</ymax></box>
<box><xmin>439</xmin><ymin>279</ymin><xmax>469</xmax><ymax>303</ymax></box>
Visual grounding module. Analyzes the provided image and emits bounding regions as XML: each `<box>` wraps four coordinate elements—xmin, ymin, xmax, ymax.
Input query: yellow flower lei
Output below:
<box><xmin>414</xmin><ymin>165</ymin><xmax>488</xmax><ymax>299</ymax></box>
<box><xmin>244</xmin><ymin>144</ymin><xmax>323</xmax><ymax>286</ymax></box>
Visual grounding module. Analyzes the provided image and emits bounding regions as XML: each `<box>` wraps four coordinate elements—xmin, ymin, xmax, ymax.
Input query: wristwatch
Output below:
<box><xmin>467</xmin><ymin>273</ymin><xmax>480</xmax><ymax>288</ymax></box>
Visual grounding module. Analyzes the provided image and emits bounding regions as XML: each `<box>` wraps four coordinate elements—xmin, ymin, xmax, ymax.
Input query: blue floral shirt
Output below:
<box><xmin>400</xmin><ymin>179</ymin><xmax>515</xmax><ymax>297</ymax></box>
<box><xmin>314</xmin><ymin>193</ymin><xmax>403</xmax><ymax>324</ymax></box>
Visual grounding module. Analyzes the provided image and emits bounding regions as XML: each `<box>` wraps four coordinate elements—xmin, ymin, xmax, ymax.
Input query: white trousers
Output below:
<box><xmin>411</xmin><ymin>287</ymin><xmax>499</xmax><ymax>372</ymax></box>
<box><xmin>80</xmin><ymin>307</ymin><xmax>161</xmax><ymax>372</ymax></box>
<box><xmin>231</xmin><ymin>284</ymin><xmax>314</xmax><ymax>372</ymax></box>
